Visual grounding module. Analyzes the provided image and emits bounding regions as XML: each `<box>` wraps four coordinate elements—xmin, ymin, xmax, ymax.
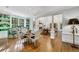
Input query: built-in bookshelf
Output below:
<box><xmin>26</xmin><ymin>19</ymin><xmax>30</xmax><ymax>30</ymax></box>
<box><xmin>8</xmin><ymin>17</ymin><xmax>24</xmax><ymax>38</ymax></box>
<box><xmin>0</xmin><ymin>14</ymin><xmax>10</xmax><ymax>31</ymax></box>
<box><xmin>0</xmin><ymin>14</ymin><xmax>31</xmax><ymax>38</ymax></box>
<box><xmin>0</xmin><ymin>14</ymin><xmax>31</xmax><ymax>31</ymax></box>
<box><xmin>12</xmin><ymin>17</ymin><xmax>18</xmax><ymax>28</ymax></box>
<box><xmin>19</xmin><ymin>19</ymin><xmax>24</xmax><ymax>27</ymax></box>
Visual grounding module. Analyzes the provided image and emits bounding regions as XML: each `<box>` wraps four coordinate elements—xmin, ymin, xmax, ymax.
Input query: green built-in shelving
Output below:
<box><xmin>0</xmin><ymin>13</ymin><xmax>31</xmax><ymax>31</ymax></box>
<box><xmin>12</xmin><ymin>17</ymin><xmax>18</xmax><ymax>28</ymax></box>
<box><xmin>19</xmin><ymin>19</ymin><xmax>24</xmax><ymax>27</ymax></box>
<box><xmin>0</xmin><ymin>13</ymin><xmax>32</xmax><ymax>39</ymax></box>
<box><xmin>0</xmin><ymin>14</ymin><xmax>10</xmax><ymax>31</ymax></box>
<box><xmin>26</xmin><ymin>19</ymin><xmax>30</xmax><ymax>30</ymax></box>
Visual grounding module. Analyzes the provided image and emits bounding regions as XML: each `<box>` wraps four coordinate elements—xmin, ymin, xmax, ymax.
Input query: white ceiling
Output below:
<box><xmin>0</xmin><ymin>6</ymin><xmax>77</xmax><ymax>18</ymax></box>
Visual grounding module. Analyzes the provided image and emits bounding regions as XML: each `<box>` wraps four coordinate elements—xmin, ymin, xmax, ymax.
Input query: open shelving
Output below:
<box><xmin>0</xmin><ymin>14</ymin><xmax>10</xmax><ymax>31</ymax></box>
<box><xmin>19</xmin><ymin>19</ymin><xmax>24</xmax><ymax>27</ymax></box>
<box><xmin>12</xmin><ymin>17</ymin><xmax>18</xmax><ymax>28</ymax></box>
<box><xmin>26</xmin><ymin>19</ymin><xmax>30</xmax><ymax>30</ymax></box>
<box><xmin>0</xmin><ymin>13</ymin><xmax>31</xmax><ymax>39</ymax></box>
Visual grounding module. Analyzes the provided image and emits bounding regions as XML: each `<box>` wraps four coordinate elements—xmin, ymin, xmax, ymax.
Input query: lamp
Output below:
<box><xmin>71</xmin><ymin>22</ymin><xmax>78</xmax><ymax>48</ymax></box>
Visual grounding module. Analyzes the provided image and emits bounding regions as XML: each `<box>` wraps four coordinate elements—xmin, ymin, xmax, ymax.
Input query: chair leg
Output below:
<box><xmin>32</xmin><ymin>41</ymin><xmax>38</xmax><ymax>48</ymax></box>
<box><xmin>28</xmin><ymin>39</ymin><xmax>32</xmax><ymax>44</ymax></box>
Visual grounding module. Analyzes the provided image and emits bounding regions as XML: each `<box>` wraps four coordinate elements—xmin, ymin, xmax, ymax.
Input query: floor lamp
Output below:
<box><xmin>71</xmin><ymin>22</ymin><xmax>78</xmax><ymax>48</ymax></box>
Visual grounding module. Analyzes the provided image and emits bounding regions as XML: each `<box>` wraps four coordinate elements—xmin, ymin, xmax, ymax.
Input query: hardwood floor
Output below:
<box><xmin>1</xmin><ymin>32</ymin><xmax>79</xmax><ymax>52</ymax></box>
<box><xmin>21</xmin><ymin>35</ymin><xmax>53</xmax><ymax>52</ymax></box>
<box><xmin>21</xmin><ymin>32</ymin><xmax>79</xmax><ymax>52</ymax></box>
<box><xmin>0</xmin><ymin>38</ymin><xmax>15</xmax><ymax>51</ymax></box>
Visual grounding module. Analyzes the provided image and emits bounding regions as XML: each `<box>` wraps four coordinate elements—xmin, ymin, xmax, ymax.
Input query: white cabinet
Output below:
<box><xmin>0</xmin><ymin>31</ymin><xmax>8</xmax><ymax>39</ymax></box>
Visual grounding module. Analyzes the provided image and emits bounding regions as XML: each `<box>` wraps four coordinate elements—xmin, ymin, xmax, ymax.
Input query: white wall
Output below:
<box><xmin>34</xmin><ymin>18</ymin><xmax>39</xmax><ymax>31</ymax></box>
<box><xmin>54</xmin><ymin>14</ymin><xmax>62</xmax><ymax>23</ymax></box>
<box><xmin>37</xmin><ymin>16</ymin><xmax>52</xmax><ymax>29</ymax></box>
<box><xmin>61</xmin><ymin>7</ymin><xmax>79</xmax><ymax>26</ymax></box>
<box><xmin>33</xmin><ymin>16</ymin><xmax>52</xmax><ymax>32</ymax></box>
<box><xmin>29</xmin><ymin>18</ymin><xmax>33</xmax><ymax>30</ymax></box>
<box><xmin>54</xmin><ymin>14</ymin><xmax>63</xmax><ymax>31</ymax></box>
<box><xmin>62</xmin><ymin>8</ymin><xmax>79</xmax><ymax>29</ymax></box>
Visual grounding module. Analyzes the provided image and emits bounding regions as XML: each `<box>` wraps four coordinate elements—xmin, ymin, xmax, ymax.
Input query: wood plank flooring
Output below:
<box><xmin>21</xmin><ymin>32</ymin><xmax>79</xmax><ymax>52</ymax></box>
<box><xmin>1</xmin><ymin>32</ymin><xmax>79</xmax><ymax>52</ymax></box>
